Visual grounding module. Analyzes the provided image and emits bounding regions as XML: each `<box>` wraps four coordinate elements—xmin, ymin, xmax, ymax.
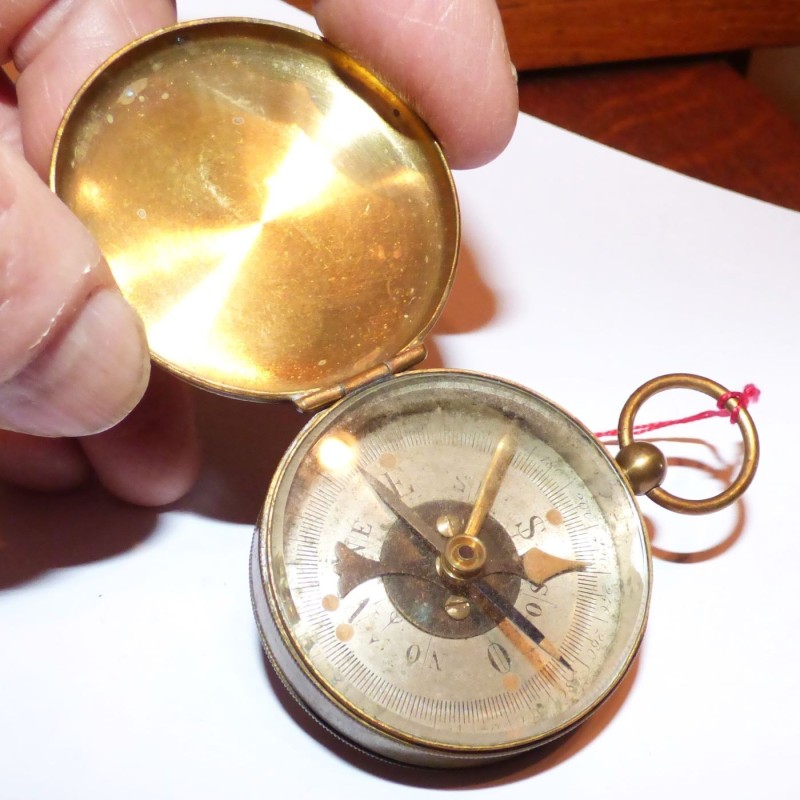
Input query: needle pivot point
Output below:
<box><xmin>440</xmin><ymin>534</ymin><xmax>487</xmax><ymax>579</ymax></box>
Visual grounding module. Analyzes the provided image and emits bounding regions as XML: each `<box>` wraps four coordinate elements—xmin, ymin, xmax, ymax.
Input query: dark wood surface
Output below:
<box><xmin>498</xmin><ymin>0</ymin><xmax>800</xmax><ymax>69</ymax></box>
<box><xmin>288</xmin><ymin>1</ymin><xmax>800</xmax><ymax>69</ymax></box>
<box><xmin>517</xmin><ymin>58</ymin><xmax>800</xmax><ymax>212</ymax></box>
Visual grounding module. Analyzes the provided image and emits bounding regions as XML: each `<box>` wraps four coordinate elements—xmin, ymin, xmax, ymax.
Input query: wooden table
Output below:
<box><xmin>517</xmin><ymin>57</ymin><xmax>800</xmax><ymax>213</ymax></box>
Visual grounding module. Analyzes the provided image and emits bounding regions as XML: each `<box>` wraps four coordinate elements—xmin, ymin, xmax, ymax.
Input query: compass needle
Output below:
<box><xmin>253</xmin><ymin>371</ymin><xmax>658</xmax><ymax>765</ymax></box>
<box><xmin>463</xmin><ymin>427</ymin><xmax>519</xmax><ymax>540</ymax></box>
<box><xmin>496</xmin><ymin>619</ymin><xmax>546</xmax><ymax>672</ymax></box>
<box><xmin>470</xmin><ymin>580</ymin><xmax>571</xmax><ymax>670</ymax></box>
<box><xmin>334</xmin><ymin>541</ymin><xmax>437</xmax><ymax>597</ymax></box>
<box><xmin>251</xmin><ymin>371</ymin><xmax>658</xmax><ymax>765</ymax></box>
<box><xmin>358</xmin><ymin>467</ymin><xmax>441</xmax><ymax>552</ymax></box>
<box><xmin>49</xmin><ymin>16</ymin><xmax>755</xmax><ymax>768</ymax></box>
<box><xmin>334</xmin><ymin>542</ymin><xmax>384</xmax><ymax>597</ymax></box>
<box><xmin>521</xmin><ymin>547</ymin><xmax>589</xmax><ymax>586</ymax></box>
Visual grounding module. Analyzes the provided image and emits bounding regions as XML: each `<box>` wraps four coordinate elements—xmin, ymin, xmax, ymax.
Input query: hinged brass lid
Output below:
<box><xmin>51</xmin><ymin>18</ymin><xmax>459</xmax><ymax>401</ymax></box>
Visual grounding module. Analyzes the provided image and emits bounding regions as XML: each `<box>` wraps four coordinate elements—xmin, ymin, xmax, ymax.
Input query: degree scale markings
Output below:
<box><xmin>308</xmin><ymin>539</ymin><xmax>598</xmax><ymax>679</ymax></box>
<box><xmin>279</xmin><ymin>400</ymin><xmax>625</xmax><ymax>742</ymax></box>
<box><xmin>315</xmin><ymin>581</ymin><xmax>560</xmax><ymax>726</ymax></box>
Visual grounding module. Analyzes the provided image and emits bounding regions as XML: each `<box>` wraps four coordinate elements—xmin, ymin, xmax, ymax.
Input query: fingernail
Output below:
<box><xmin>0</xmin><ymin>287</ymin><xmax>151</xmax><ymax>437</ymax></box>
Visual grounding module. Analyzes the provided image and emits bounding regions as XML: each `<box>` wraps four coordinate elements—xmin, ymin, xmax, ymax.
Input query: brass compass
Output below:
<box><xmin>51</xmin><ymin>19</ymin><xmax>759</xmax><ymax>768</ymax></box>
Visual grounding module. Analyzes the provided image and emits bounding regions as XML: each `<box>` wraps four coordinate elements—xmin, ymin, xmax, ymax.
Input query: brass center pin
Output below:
<box><xmin>439</xmin><ymin>534</ymin><xmax>487</xmax><ymax>580</ymax></box>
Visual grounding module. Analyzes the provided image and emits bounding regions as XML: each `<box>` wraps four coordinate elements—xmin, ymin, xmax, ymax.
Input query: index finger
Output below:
<box><xmin>313</xmin><ymin>0</ymin><xmax>518</xmax><ymax>168</ymax></box>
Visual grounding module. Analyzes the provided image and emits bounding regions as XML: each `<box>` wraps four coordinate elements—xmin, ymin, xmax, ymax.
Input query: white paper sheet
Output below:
<box><xmin>2</xmin><ymin>1</ymin><xmax>799</xmax><ymax>797</ymax></box>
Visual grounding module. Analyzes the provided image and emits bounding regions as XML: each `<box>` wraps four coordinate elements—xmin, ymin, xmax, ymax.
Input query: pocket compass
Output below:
<box><xmin>51</xmin><ymin>19</ymin><xmax>759</xmax><ymax>768</ymax></box>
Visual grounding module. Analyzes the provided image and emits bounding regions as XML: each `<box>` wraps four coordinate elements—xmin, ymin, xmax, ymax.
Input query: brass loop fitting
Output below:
<box><xmin>617</xmin><ymin>373</ymin><xmax>759</xmax><ymax>514</ymax></box>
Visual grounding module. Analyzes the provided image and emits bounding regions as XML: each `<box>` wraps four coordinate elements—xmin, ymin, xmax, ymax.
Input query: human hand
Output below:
<box><xmin>0</xmin><ymin>0</ymin><xmax>518</xmax><ymax>506</ymax></box>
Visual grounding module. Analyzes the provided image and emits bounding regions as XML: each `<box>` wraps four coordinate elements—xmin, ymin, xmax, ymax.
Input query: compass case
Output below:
<box><xmin>251</xmin><ymin>370</ymin><xmax>651</xmax><ymax>768</ymax></box>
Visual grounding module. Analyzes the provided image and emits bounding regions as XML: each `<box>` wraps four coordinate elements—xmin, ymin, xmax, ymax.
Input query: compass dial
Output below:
<box><xmin>252</xmin><ymin>370</ymin><xmax>650</xmax><ymax>767</ymax></box>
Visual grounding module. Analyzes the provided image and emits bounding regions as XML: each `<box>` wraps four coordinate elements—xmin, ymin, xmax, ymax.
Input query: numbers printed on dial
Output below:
<box><xmin>405</xmin><ymin>643</ymin><xmax>442</xmax><ymax>671</ymax></box>
<box><xmin>295</xmin><ymin>448</ymin><xmax>617</xmax><ymax>743</ymax></box>
<box><xmin>296</xmin><ymin>463</ymin><xmax>614</xmax><ymax>738</ymax></box>
<box><xmin>487</xmin><ymin>642</ymin><xmax>512</xmax><ymax>674</ymax></box>
<box><xmin>265</xmin><ymin>372</ymin><xmax>648</xmax><ymax>752</ymax></box>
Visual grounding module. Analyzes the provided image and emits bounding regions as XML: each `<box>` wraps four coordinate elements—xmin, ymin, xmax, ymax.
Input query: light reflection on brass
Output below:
<box><xmin>51</xmin><ymin>20</ymin><xmax>459</xmax><ymax>400</ymax></box>
<box><xmin>441</xmin><ymin>534</ymin><xmax>487</xmax><ymax>579</ymax></box>
<box><xmin>316</xmin><ymin>433</ymin><xmax>358</xmax><ymax>472</ymax></box>
<box><xmin>444</xmin><ymin>595</ymin><xmax>471</xmax><ymax>621</ymax></box>
<box><xmin>463</xmin><ymin>428</ymin><xmax>519</xmax><ymax>539</ymax></box>
<box><xmin>436</xmin><ymin>514</ymin><xmax>459</xmax><ymax>539</ymax></box>
<box><xmin>617</xmin><ymin>374</ymin><xmax>759</xmax><ymax>514</ymax></box>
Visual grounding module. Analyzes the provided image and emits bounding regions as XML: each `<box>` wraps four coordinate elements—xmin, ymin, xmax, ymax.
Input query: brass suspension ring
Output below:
<box><xmin>618</xmin><ymin>374</ymin><xmax>759</xmax><ymax>514</ymax></box>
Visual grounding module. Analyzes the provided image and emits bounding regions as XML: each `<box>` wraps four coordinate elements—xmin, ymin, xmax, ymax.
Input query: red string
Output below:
<box><xmin>595</xmin><ymin>384</ymin><xmax>760</xmax><ymax>440</ymax></box>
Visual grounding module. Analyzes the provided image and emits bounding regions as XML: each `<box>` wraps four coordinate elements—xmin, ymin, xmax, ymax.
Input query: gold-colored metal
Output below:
<box><xmin>615</xmin><ymin>441</ymin><xmax>668</xmax><ymax>495</ymax></box>
<box><xmin>440</xmin><ymin>534</ymin><xmax>487</xmax><ymax>579</ymax></box>
<box><xmin>463</xmin><ymin>428</ymin><xmax>519</xmax><ymax>539</ymax></box>
<box><xmin>618</xmin><ymin>373</ymin><xmax>760</xmax><ymax>514</ymax></box>
<box><xmin>49</xmin><ymin>14</ymin><xmax>754</xmax><ymax>773</ymax></box>
<box><xmin>295</xmin><ymin>343</ymin><xmax>427</xmax><ymax>411</ymax></box>
<box><xmin>50</xmin><ymin>19</ymin><xmax>458</xmax><ymax>401</ymax></box>
<box><xmin>254</xmin><ymin>370</ymin><xmax>651</xmax><ymax>766</ymax></box>
<box><xmin>436</xmin><ymin>514</ymin><xmax>459</xmax><ymax>539</ymax></box>
<box><xmin>521</xmin><ymin>548</ymin><xmax>588</xmax><ymax>586</ymax></box>
<box><xmin>444</xmin><ymin>595</ymin><xmax>471</xmax><ymax>620</ymax></box>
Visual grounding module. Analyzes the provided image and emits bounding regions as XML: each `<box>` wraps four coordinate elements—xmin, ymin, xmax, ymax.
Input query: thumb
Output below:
<box><xmin>0</xmin><ymin>142</ymin><xmax>150</xmax><ymax>437</ymax></box>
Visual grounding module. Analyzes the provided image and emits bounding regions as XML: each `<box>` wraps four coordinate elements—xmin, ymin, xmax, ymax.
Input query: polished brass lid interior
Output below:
<box><xmin>51</xmin><ymin>19</ymin><xmax>459</xmax><ymax>400</ymax></box>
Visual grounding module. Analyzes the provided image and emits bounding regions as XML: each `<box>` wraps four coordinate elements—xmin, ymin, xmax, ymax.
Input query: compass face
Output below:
<box><xmin>252</xmin><ymin>370</ymin><xmax>650</xmax><ymax>765</ymax></box>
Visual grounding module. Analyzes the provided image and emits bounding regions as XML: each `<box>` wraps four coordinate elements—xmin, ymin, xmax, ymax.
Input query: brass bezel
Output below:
<box><xmin>253</xmin><ymin>369</ymin><xmax>653</xmax><ymax>766</ymax></box>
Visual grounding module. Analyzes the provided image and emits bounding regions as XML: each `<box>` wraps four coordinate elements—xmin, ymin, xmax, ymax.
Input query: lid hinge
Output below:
<box><xmin>295</xmin><ymin>343</ymin><xmax>427</xmax><ymax>413</ymax></box>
